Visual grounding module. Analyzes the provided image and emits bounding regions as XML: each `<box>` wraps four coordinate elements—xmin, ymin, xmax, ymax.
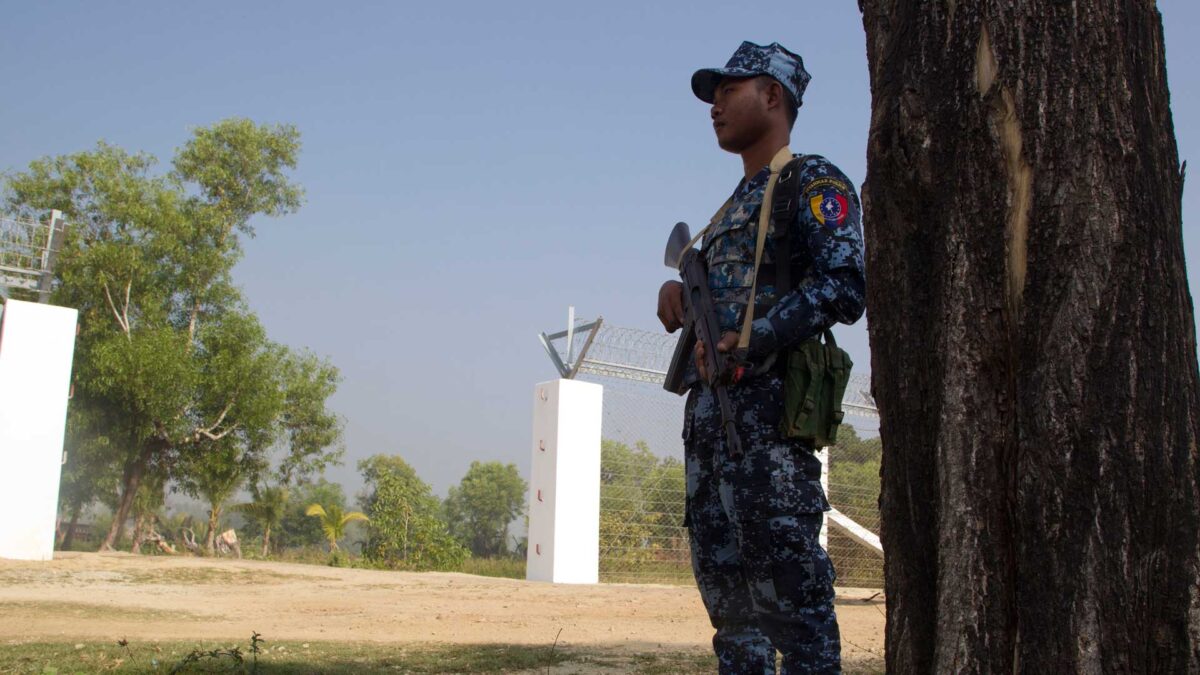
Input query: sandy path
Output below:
<box><xmin>0</xmin><ymin>552</ymin><xmax>884</xmax><ymax>663</ymax></box>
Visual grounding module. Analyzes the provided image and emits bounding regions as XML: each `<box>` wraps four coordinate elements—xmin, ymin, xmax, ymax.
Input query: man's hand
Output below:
<box><xmin>658</xmin><ymin>281</ymin><xmax>685</xmax><ymax>332</ymax></box>
<box><xmin>695</xmin><ymin>331</ymin><xmax>739</xmax><ymax>382</ymax></box>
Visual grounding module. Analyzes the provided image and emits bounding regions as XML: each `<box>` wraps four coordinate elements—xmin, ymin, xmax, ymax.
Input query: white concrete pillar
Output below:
<box><xmin>526</xmin><ymin>379</ymin><xmax>602</xmax><ymax>584</ymax></box>
<box><xmin>0</xmin><ymin>299</ymin><xmax>78</xmax><ymax>561</ymax></box>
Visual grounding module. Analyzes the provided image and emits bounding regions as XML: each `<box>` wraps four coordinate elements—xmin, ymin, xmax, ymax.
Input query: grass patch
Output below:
<box><xmin>459</xmin><ymin>557</ymin><xmax>525</xmax><ymax>580</ymax></box>
<box><xmin>599</xmin><ymin>559</ymin><xmax>694</xmax><ymax>586</ymax></box>
<box><xmin>0</xmin><ymin>601</ymin><xmax>197</xmax><ymax>623</ymax></box>
<box><xmin>120</xmin><ymin>567</ymin><xmax>313</xmax><ymax>586</ymax></box>
<box><xmin>0</xmin><ymin>639</ymin><xmax>575</xmax><ymax>674</ymax></box>
<box><xmin>0</xmin><ymin>639</ymin><xmax>887</xmax><ymax>674</ymax></box>
<box><xmin>0</xmin><ymin>564</ymin><xmax>319</xmax><ymax>589</ymax></box>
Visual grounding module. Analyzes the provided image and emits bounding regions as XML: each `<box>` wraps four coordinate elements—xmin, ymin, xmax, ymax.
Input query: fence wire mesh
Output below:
<box><xmin>555</xmin><ymin>320</ymin><xmax>883</xmax><ymax>588</ymax></box>
<box><xmin>1</xmin><ymin>212</ymin><xmax>64</xmax><ymax>296</ymax></box>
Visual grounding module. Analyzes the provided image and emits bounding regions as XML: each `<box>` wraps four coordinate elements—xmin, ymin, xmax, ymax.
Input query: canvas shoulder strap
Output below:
<box><xmin>737</xmin><ymin>148</ymin><xmax>807</xmax><ymax>350</ymax></box>
<box><xmin>772</xmin><ymin>155</ymin><xmax>813</xmax><ymax>297</ymax></box>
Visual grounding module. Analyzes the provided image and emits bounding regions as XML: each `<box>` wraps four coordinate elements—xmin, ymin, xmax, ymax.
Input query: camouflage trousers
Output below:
<box><xmin>684</xmin><ymin>372</ymin><xmax>841</xmax><ymax>674</ymax></box>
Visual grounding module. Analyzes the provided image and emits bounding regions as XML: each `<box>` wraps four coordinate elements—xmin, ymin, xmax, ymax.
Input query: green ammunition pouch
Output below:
<box><xmin>780</xmin><ymin>329</ymin><xmax>852</xmax><ymax>447</ymax></box>
<box><xmin>758</xmin><ymin>155</ymin><xmax>854</xmax><ymax>447</ymax></box>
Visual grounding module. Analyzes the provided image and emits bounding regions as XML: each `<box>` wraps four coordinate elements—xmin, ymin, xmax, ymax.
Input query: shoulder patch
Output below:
<box><xmin>809</xmin><ymin>190</ymin><xmax>849</xmax><ymax>227</ymax></box>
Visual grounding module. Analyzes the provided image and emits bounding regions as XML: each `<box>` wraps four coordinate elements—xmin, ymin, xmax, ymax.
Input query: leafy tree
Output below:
<box><xmin>177</xmin><ymin>444</ymin><xmax>248</xmax><ymax>555</ymax></box>
<box><xmin>358</xmin><ymin>454</ymin><xmax>466</xmax><ymax>570</ymax></box>
<box><xmin>3</xmin><ymin>120</ymin><xmax>341</xmax><ymax>552</ymax></box>
<box><xmin>828</xmin><ymin>425</ymin><xmax>883</xmax><ymax>530</ymax></box>
<box><xmin>56</xmin><ymin>404</ymin><xmax>121</xmax><ymax>549</ymax></box>
<box><xmin>128</xmin><ymin>471</ymin><xmax>168</xmax><ymax>554</ymax></box>
<box><xmin>598</xmin><ymin>440</ymin><xmax>687</xmax><ymax>575</ymax></box>
<box><xmin>304</xmin><ymin>503</ymin><xmax>368</xmax><ymax>553</ymax></box>
<box><xmin>275</xmin><ymin>479</ymin><xmax>347</xmax><ymax>549</ymax></box>
<box><xmin>231</xmin><ymin>484</ymin><xmax>289</xmax><ymax>557</ymax></box>
<box><xmin>275</xmin><ymin>350</ymin><xmax>344</xmax><ymax>485</ymax></box>
<box><xmin>443</xmin><ymin>461</ymin><xmax>526</xmax><ymax>557</ymax></box>
<box><xmin>643</xmin><ymin>456</ymin><xmax>685</xmax><ymax>532</ymax></box>
<box><xmin>173</xmin><ymin>310</ymin><xmax>284</xmax><ymax>554</ymax></box>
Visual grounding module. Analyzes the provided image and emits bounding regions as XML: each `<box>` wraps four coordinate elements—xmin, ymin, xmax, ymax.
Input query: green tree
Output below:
<box><xmin>276</xmin><ymin>479</ymin><xmax>347</xmax><ymax>549</ymax></box>
<box><xmin>174</xmin><ymin>310</ymin><xmax>329</xmax><ymax>555</ymax></box>
<box><xmin>275</xmin><ymin>351</ymin><xmax>344</xmax><ymax>485</ymax></box>
<box><xmin>598</xmin><ymin>440</ymin><xmax>688</xmax><ymax>578</ymax></box>
<box><xmin>56</xmin><ymin>404</ymin><xmax>121</xmax><ymax>549</ymax></box>
<box><xmin>443</xmin><ymin>461</ymin><xmax>527</xmax><ymax>557</ymax></box>
<box><xmin>231</xmin><ymin>484</ymin><xmax>289</xmax><ymax>557</ymax></box>
<box><xmin>358</xmin><ymin>454</ymin><xmax>466</xmax><ymax>570</ymax></box>
<box><xmin>305</xmin><ymin>503</ymin><xmax>368</xmax><ymax>553</ymax></box>
<box><xmin>827</xmin><ymin>426</ymin><xmax>882</xmax><ymax>531</ymax></box>
<box><xmin>128</xmin><ymin>470</ymin><xmax>168</xmax><ymax>554</ymax></box>
<box><xmin>177</xmin><ymin>443</ymin><xmax>250</xmax><ymax>555</ymax></box>
<box><xmin>3</xmin><ymin>120</ymin><xmax>341</xmax><ymax>552</ymax></box>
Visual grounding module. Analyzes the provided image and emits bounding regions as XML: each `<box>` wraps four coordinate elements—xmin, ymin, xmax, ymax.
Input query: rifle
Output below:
<box><xmin>662</xmin><ymin>221</ymin><xmax>746</xmax><ymax>457</ymax></box>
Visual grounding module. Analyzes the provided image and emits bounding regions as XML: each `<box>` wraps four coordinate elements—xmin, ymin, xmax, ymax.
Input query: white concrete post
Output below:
<box><xmin>818</xmin><ymin>446</ymin><xmax>830</xmax><ymax>549</ymax></box>
<box><xmin>526</xmin><ymin>379</ymin><xmax>602</xmax><ymax>584</ymax></box>
<box><xmin>0</xmin><ymin>299</ymin><xmax>78</xmax><ymax>561</ymax></box>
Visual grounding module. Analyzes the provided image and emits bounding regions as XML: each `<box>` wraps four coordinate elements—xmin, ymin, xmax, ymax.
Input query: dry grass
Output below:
<box><xmin>0</xmin><ymin>638</ymin><xmax>885</xmax><ymax>674</ymax></box>
<box><xmin>0</xmin><ymin>601</ymin><xmax>199</xmax><ymax>623</ymax></box>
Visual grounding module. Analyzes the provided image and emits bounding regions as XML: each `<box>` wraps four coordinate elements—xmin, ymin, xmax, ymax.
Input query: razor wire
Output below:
<box><xmin>543</xmin><ymin>319</ymin><xmax>884</xmax><ymax>588</ymax></box>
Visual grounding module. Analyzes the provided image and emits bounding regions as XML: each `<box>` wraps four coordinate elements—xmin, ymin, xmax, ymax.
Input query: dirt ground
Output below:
<box><xmin>0</xmin><ymin>552</ymin><xmax>883</xmax><ymax>666</ymax></box>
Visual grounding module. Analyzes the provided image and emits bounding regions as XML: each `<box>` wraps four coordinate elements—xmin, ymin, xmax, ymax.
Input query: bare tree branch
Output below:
<box><xmin>102</xmin><ymin>281</ymin><xmax>130</xmax><ymax>336</ymax></box>
<box><xmin>122</xmin><ymin>278</ymin><xmax>131</xmax><ymax>331</ymax></box>
<box><xmin>193</xmin><ymin>400</ymin><xmax>238</xmax><ymax>441</ymax></box>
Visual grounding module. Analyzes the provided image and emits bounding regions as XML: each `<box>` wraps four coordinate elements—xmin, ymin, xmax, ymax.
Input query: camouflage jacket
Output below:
<box><xmin>701</xmin><ymin>154</ymin><xmax>866</xmax><ymax>365</ymax></box>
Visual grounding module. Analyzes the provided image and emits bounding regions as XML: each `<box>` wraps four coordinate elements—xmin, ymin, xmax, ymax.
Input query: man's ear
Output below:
<box><xmin>758</xmin><ymin>77</ymin><xmax>784</xmax><ymax>112</ymax></box>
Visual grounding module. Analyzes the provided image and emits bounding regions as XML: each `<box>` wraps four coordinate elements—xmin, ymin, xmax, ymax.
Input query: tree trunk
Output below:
<box><xmin>130</xmin><ymin>513</ymin><xmax>147</xmax><ymax>554</ymax></box>
<box><xmin>262</xmin><ymin>525</ymin><xmax>271</xmax><ymax>558</ymax></box>
<box><xmin>204</xmin><ymin>505</ymin><xmax>221</xmax><ymax>556</ymax></box>
<box><xmin>100</xmin><ymin>457</ymin><xmax>145</xmax><ymax>551</ymax></box>
<box><xmin>859</xmin><ymin>2</ymin><xmax>1200</xmax><ymax>672</ymax></box>
<box><xmin>59</xmin><ymin>502</ymin><xmax>83</xmax><ymax>551</ymax></box>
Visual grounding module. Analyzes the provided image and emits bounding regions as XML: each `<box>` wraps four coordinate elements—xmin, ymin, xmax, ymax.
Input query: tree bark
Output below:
<box><xmin>100</xmin><ymin>456</ymin><xmax>145</xmax><ymax>551</ymax></box>
<box><xmin>204</xmin><ymin>505</ymin><xmax>221</xmax><ymax>556</ymax></box>
<box><xmin>130</xmin><ymin>513</ymin><xmax>147</xmax><ymax>554</ymax></box>
<box><xmin>59</xmin><ymin>502</ymin><xmax>82</xmax><ymax>550</ymax></box>
<box><xmin>262</xmin><ymin>525</ymin><xmax>271</xmax><ymax>558</ymax></box>
<box><xmin>860</xmin><ymin>2</ymin><xmax>1200</xmax><ymax>672</ymax></box>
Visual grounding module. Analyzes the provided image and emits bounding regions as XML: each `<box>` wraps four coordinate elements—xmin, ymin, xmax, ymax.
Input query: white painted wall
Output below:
<box><xmin>526</xmin><ymin>379</ymin><xmax>602</xmax><ymax>584</ymax></box>
<box><xmin>0</xmin><ymin>299</ymin><xmax>77</xmax><ymax>561</ymax></box>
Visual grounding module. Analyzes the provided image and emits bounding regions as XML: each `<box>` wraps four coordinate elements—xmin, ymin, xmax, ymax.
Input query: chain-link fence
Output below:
<box><xmin>587</xmin><ymin>373</ymin><xmax>691</xmax><ymax>584</ymax></box>
<box><xmin>541</xmin><ymin>318</ymin><xmax>883</xmax><ymax>588</ymax></box>
<box><xmin>825</xmin><ymin>426</ymin><xmax>883</xmax><ymax>588</ymax></box>
<box><xmin>0</xmin><ymin>211</ymin><xmax>66</xmax><ymax>300</ymax></box>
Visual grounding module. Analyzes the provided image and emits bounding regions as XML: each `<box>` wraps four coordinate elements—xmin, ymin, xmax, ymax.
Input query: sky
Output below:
<box><xmin>2</xmin><ymin>2</ymin><xmax>1197</xmax><ymax>500</ymax></box>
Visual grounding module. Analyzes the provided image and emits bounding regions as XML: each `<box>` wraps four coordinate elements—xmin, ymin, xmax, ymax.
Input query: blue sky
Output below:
<box><xmin>2</xmin><ymin>2</ymin><xmax>1197</xmax><ymax>498</ymax></box>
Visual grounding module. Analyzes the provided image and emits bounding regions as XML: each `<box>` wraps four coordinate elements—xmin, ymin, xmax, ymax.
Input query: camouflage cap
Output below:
<box><xmin>691</xmin><ymin>41</ymin><xmax>811</xmax><ymax>108</ymax></box>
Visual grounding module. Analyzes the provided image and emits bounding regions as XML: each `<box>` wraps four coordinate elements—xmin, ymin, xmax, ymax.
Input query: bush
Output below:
<box><xmin>362</xmin><ymin>471</ymin><xmax>467</xmax><ymax>570</ymax></box>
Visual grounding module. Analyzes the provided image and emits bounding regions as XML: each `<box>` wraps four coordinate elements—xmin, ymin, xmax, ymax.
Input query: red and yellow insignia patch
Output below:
<box><xmin>810</xmin><ymin>190</ymin><xmax>849</xmax><ymax>227</ymax></box>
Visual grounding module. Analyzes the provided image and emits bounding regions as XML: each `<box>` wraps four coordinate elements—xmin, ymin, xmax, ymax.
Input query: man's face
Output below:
<box><xmin>710</xmin><ymin>76</ymin><xmax>772</xmax><ymax>153</ymax></box>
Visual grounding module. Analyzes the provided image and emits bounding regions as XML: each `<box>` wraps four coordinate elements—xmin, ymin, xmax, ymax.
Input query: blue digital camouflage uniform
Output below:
<box><xmin>683</xmin><ymin>42</ymin><xmax>866</xmax><ymax>675</ymax></box>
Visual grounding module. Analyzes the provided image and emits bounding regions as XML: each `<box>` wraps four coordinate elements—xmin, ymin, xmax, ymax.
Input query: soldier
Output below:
<box><xmin>656</xmin><ymin>41</ymin><xmax>865</xmax><ymax>674</ymax></box>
